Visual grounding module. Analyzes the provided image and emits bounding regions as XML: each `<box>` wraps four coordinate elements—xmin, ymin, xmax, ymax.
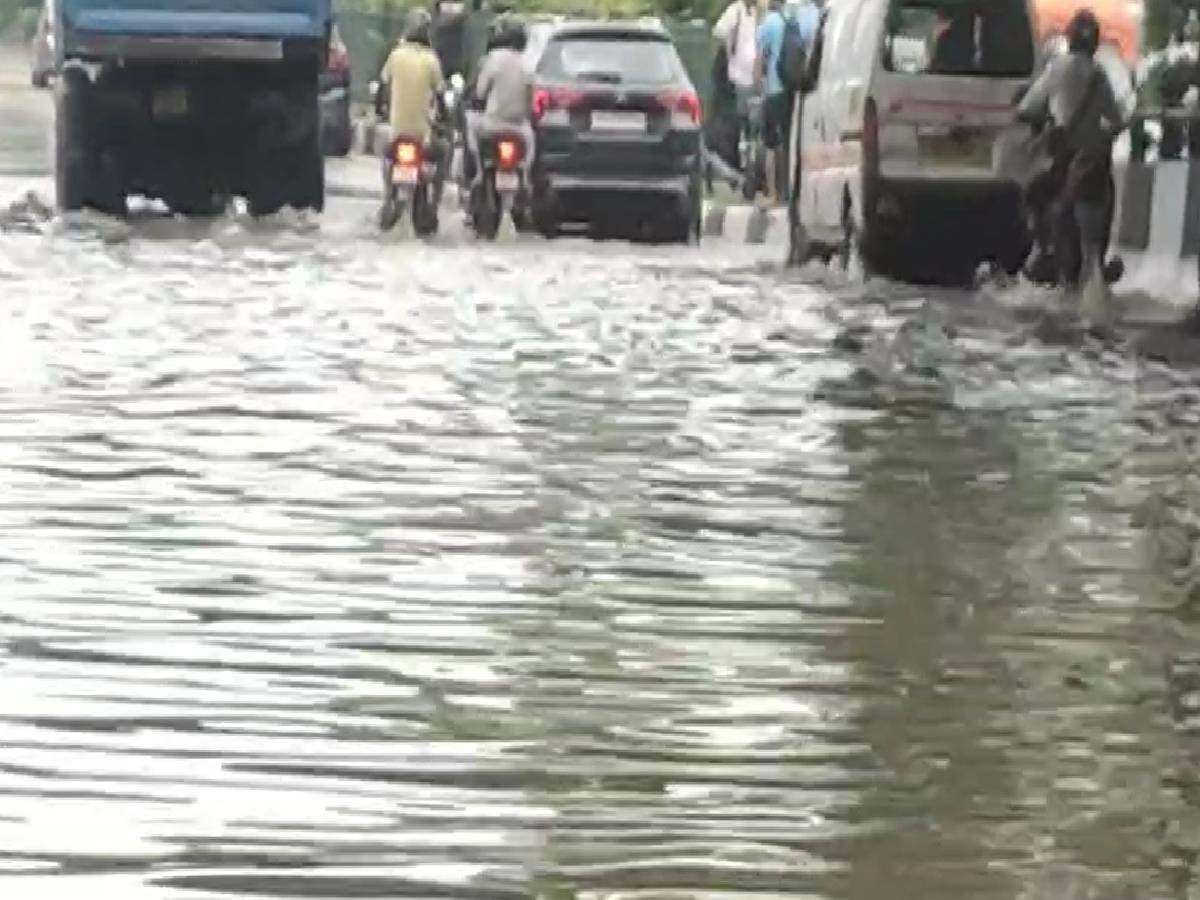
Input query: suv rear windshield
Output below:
<box><xmin>883</xmin><ymin>0</ymin><xmax>1034</xmax><ymax>77</ymax></box>
<box><xmin>537</xmin><ymin>33</ymin><xmax>686</xmax><ymax>85</ymax></box>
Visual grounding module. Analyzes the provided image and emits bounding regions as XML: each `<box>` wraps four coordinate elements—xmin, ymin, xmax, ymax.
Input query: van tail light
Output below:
<box><xmin>497</xmin><ymin>138</ymin><xmax>523</xmax><ymax>170</ymax></box>
<box><xmin>657</xmin><ymin>89</ymin><xmax>701</xmax><ymax>125</ymax></box>
<box><xmin>532</xmin><ymin>86</ymin><xmax>585</xmax><ymax>122</ymax></box>
<box><xmin>862</xmin><ymin>98</ymin><xmax>880</xmax><ymax>178</ymax></box>
<box><xmin>392</xmin><ymin>140</ymin><xmax>422</xmax><ymax>166</ymax></box>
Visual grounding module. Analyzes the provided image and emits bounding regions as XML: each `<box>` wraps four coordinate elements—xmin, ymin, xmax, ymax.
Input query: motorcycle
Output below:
<box><xmin>379</xmin><ymin>135</ymin><xmax>440</xmax><ymax>236</ymax></box>
<box><xmin>1019</xmin><ymin>134</ymin><xmax>1125</xmax><ymax>295</ymax></box>
<box><xmin>470</xmin><ymin>130</ymin><xmax>529</xmax><ymax>240</ymax></box>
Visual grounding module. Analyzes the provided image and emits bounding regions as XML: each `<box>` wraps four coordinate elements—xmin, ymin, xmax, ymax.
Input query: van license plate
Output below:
<box><xmin>496</xmin><ymin>171</ymin><xmax>519</xmax><ymax>191</ymax></box>
<box><xmin>152</xmin><ymin>86</ymin><xmax>188</xmax><ymax>117</ymax></box>
<box><xmin>921</xmin><ymin>135</ymin><xmax>991</xmax><ymax>168</ymax></box>
<box><xmin>591</xmin><ymin>111</ymin><xmax>645</xmax><ymax>131</ymax></box>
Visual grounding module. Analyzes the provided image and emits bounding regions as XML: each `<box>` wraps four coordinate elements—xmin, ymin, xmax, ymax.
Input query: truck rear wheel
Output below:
<box><xmin>55</xmin><ymin>67</ymin><xmax>89</xmax><ymax>213</ymax></box>
<box><xmin>294</xmin><ymin>136</ymin><xmax>325</xmax><ymax>213</ymax></box>
<box><xmin>249</xmin><ymin>78</ymin><xmax>324</xmax><ymax>217</ymax></box>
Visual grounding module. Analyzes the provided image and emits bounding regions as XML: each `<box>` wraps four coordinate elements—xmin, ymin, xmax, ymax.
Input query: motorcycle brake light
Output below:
<box><xmin>394</xmin><ymin>142</ymin><xmax>420</xmax><ymax>165</ymax></box>
<box><xmin>497</xmin><ymin>139</ymin><xmax>521</xmax><ymax>169</ymax></box>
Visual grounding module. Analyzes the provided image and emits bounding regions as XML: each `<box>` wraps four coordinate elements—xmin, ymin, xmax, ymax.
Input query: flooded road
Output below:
<box><xmin>3</xmin><ymin>43</ymin><xmax>1200</xmax><ymax>900</ymax></box>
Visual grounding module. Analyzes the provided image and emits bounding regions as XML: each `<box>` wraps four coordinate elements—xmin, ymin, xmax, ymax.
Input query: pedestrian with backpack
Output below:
<box><xmin>773</xmin><ymin>0</ymin><xmax>820</xmax><ymax>204</ymax></box>
<box><xmin>756</xmin><ymin>0</ymin><xmax>807</xmax><ymax>205</ymax></box>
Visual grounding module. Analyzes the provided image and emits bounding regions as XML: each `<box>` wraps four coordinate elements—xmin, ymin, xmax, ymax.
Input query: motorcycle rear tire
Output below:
<box><xmin>474</xmin><ymin>179</ymin><xmax>501</xmax><ymax>241</ymax></box>
<box><xmin>379</xmin><ymin>191</ymin><xmax>401</xmax><ymax>231</ymax></box>
<box><xmin>413</xmin><ymin>185</ymin><xmax>438</xmax><ymax>237</ymax></box>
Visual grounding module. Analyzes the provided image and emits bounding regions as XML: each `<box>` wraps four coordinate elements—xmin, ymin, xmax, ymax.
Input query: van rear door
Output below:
<box><xmin>874</xmin><ymin>0</ymin><xmax>1034</xmax><ymax>182</ymax></box>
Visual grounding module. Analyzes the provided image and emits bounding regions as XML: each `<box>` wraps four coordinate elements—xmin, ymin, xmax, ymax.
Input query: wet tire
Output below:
<box><xmin>323</xmin><ymin>126</ymin><xmax>352</xmax><ymax>159</ymax></box>
<box><xmin>379</xmin><ymin>191</ymin><xmax>401</xmax><ymax>231</ymax></box>
<box><xmin>55</xmin><ymin>67</ymin><xmax>89</xmax><ymax>213</ymax></box>
<box><xmin>322</xmin><ymin>103</ymin><xmax>352</xmax><ymax>158</ymax></box>
<box><xmin>532</xmin><ymin>199</ymin><xmax>558</xmax><ymax>239</ymax></box>
<box><xmin>474</xmin><ymin>179</ymin><xmax>501</xmax><ymax>240</ymax></box>
<box><xmin>296</xmin><ymin>141</ymin><xmax>325</xmax><ymax>213</ymax></box>
<box><xmin>250</xmin><ymin>69</ymin><xmax>324</xmax><ymax>217</ymax></box>
<box><xmin>842</xmin><ymin>197</ymin><xmax>876</xmax><ymax>279</ymax></box>
<box><xmin>511</xmin><ymin>205</ymin><xmax>532</xmax><ymax>233</ymax></box>
<box><xmin>413</xmin><ymin>185</ymin><xmax>438</xmax><ymax>237</ymax></box>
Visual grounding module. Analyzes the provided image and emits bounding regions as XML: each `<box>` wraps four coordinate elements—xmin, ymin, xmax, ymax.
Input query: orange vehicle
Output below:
<box><xmin>1032</xmin><ymin>0</ymin><xmax>1142</xmax><ymax>66</ymax></box>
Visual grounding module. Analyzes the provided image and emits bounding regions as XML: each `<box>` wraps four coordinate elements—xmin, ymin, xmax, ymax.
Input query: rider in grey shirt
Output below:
<box><xmin>466</xmin><ymin>19</ymin><xmax>534</xmax><ymax>185</ymax></box>
<box><xmin>1018</xmin><ymin>39</ymin><xmax>1124</xmax><ymax>158</ymax></box>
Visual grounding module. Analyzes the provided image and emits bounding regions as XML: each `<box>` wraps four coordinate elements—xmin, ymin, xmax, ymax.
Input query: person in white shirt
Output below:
<box><xmin>713</xmin><ymin>0</ymin><xmax>761</xmax><ymax>123</ymax></box>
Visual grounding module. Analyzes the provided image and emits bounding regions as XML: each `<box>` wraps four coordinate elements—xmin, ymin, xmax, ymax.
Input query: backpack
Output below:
<box><xmin>777</xmin><ymin>15</ymin><xmax>808</xmax><ymax>91</ymax></box>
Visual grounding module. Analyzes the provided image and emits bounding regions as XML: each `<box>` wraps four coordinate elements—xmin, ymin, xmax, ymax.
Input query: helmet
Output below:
<box><xmin>506</xmin><ymin>20</ymin><xmax>528</xmax><ymax>52</ymax></box>
<box><xmin>488</xmin><ymin>14</ymin><xmax>524</xmax><ymax>50</ymax></box>
<box><xmin>1066</xmin><ymin>8</ymin><xmax>1100</xmax><ymax>56</ymax></box>
<box><xmin>404</xmin><ymin>7</ymin><xmax>433</xmax><ymax>46</ymax></box>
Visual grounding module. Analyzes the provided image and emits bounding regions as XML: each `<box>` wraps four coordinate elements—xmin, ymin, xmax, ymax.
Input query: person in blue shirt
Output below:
<box><xmin>757</xmin><ymin>0</ymin><xmax>819</xmax><ymax>205</ymax></box>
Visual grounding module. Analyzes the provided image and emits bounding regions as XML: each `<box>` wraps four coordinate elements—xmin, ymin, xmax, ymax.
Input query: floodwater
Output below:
<box><xmin>3</xmin><ymin>43</ymin><xmax>1200</xmax><ymax>900</ymax></box>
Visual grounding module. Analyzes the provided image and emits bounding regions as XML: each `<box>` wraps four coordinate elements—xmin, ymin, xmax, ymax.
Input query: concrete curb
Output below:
<box><xmin>702</xmin><ymin>204</ymin><xmax>789</xmax><ymax>250</ymax></box>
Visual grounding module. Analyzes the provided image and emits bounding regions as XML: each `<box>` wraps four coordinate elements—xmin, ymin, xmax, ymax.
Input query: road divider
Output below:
<box><xmin>1112</xmin><ymin>160</ymin><xmax>1200</xmax><ymax>304</ymax></box>
<box><xmin>702</xmin><ymin>204</ymin><xmax>789</xmax><ymax>251</ymax></box>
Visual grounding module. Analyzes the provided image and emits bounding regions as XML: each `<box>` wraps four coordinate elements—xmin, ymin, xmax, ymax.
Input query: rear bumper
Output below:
<box><xmin>872</xmin><ymin>176</ymin><xmax>1029</xmax><ymax>264</ymax></box>
<box><xmin>67</xmin><ymin>34</ymin><xmax>291</xmax><ymax>61</ymax></box>
<box><xmin>874</xmin><ymin>176</ymin><xmax>1022</xmax><ymax>216</ymax></box>
<box><xmin>542</xmin><ymin>172</ymin><xmax>693</xmax><ymax>196</ymax></box>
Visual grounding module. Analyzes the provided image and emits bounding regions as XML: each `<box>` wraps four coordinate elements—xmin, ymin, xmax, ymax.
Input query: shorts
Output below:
<box><xmin>763</xmin><ymin>91</ymin><xmax>790</xmax><ymax>150</ymax></box>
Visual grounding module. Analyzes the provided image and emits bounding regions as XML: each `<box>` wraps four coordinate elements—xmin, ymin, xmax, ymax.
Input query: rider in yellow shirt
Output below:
<box><xmin>379</xmin><ymin>9</ymin><xmax>447</xmax><ymax>194</ymax></box>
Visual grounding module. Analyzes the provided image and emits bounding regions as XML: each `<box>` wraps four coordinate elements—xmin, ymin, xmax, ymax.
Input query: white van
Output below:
<box><xmin>789</xmin><ymin>0</ymin><xmax>1039</xmax><ymax>281</ymax></box>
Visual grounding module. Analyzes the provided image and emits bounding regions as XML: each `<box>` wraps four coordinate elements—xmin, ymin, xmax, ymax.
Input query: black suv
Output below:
<box><xmin>530</xmin><ymin>21</ymin><xmax>703</xmax><ymax>243</ymax></box>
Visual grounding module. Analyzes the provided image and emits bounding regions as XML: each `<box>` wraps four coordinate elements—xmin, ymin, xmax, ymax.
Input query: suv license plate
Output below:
<box><xmin>591</xmin><ymin>111</ymin><xmax>645</xmax><ymax>131</ymax></box>
<box><xmin>496</xmin><ymin>171</ymin><xmax>519</xmax><ymax>191</ymax></box>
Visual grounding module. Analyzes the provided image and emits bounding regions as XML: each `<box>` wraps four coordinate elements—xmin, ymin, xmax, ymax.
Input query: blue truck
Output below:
<box><xmin>54</xmin><ymin>0</ymin><xmax>333</xmax><ymax>216</ymax></box>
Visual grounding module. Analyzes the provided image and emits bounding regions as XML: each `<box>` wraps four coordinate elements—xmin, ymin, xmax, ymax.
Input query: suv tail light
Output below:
<box><xmin>532</xmin><ymin>86</ymin><xmax>584</xmax><ymax>123</ymax></box>
<box><xmin>657</xmin><ymin>89</ymin><xmax>701</xmax><ymax>125</ymax></box>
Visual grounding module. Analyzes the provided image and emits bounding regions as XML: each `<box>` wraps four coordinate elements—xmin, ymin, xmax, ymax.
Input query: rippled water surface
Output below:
<box><xmin>4</xmin><ymin>45</ymin><xmax>1200</xmax><ymax>900</ymax></box>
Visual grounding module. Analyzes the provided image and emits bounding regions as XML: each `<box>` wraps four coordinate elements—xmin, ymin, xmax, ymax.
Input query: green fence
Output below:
<box><xmin>335</xmin><ymin>8</ymin><xmax>717</xmax><ymax>106</ymax></box>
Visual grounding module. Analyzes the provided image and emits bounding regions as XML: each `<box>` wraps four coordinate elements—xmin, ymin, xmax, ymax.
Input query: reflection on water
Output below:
<box><xmin>0</xmin><ymin>214</ymin><xmax>1196</xmax><ymax>899</ymax></box>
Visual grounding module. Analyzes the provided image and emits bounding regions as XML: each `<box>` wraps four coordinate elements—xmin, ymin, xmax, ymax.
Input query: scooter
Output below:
<box><xmin>470</xmin><ymin>131</ymin><xmax>529</xmax><ymax>240</ymax></box>
<box><xmin>379</xmin><ymin>135</ymin><xmax>440</xmax><ymax>236</ymax></box>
